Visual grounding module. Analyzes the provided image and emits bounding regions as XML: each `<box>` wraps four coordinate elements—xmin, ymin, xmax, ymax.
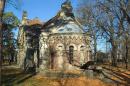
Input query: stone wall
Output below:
<box><xmin>39</xmin><ymin>33</ymin><xmax>91</xmax><ymax>70</ymax></box>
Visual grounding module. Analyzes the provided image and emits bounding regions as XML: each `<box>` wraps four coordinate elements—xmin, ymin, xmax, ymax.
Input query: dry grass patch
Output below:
<box><xmin>23</xmin><ymin>75</ymin><xmax>114</xmax><ymax>86</ymax></box>
<box><xmin>2</xmin><ymin>66</ymin><xmax>115</xmax><ymax>86</ymax></box>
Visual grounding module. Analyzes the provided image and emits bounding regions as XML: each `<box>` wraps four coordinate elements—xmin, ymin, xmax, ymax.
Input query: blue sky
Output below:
<box><xmin>5</xmin><ymin>0</ymin><xmax>78</xmax><ymax>43</ymax></box>
<box><xmin>5</xmin><ymin>0</ymin><xmax>107</xmax><ymax>52</ymax></box>
<box><xmin>5</xmin><ymin>0</ymin><xmax>78</xmax><ymax>21</ymax></box>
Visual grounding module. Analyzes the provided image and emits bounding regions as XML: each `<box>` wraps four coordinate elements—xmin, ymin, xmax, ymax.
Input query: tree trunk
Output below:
<box><xmin>0</xmin><ymin>0</ymin><xmax>6</xmax><ymax>16</ymax></box>
<box><xmin>0</xmin><ymin>0</ymin><xmax>5</xmax><ymax>63</ymax></box>
<box><xmin>125</xmin><ymin>38</ymin><xmax>128</xmax><ymax>69</ymax></box>
<box><xmin>93</xmin><ymin>35</ymin><xmax>97</xmax><ymax>62</ymax></box>
<box><xmin>111</xmin><ymin>41</ymin><xmax>117</xmax><ymax>66</ymax></box>
<box><xmin>0</xmin><ymin>0</ymin><xmax>6</xmax><ymax>85</ymax></box>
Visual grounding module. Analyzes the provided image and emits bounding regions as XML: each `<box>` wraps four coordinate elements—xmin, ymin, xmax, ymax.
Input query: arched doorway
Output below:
<box><xmin>69</xmin><ymin>46</ymin><xmax>74</xmax><ymax>64</ymax></box>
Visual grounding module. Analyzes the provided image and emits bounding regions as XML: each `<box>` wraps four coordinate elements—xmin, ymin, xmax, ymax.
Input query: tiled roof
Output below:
<box><xmin>26</xmin><ymin>18</ymin><xmax>43</xmax><ymax>26</ymax></box>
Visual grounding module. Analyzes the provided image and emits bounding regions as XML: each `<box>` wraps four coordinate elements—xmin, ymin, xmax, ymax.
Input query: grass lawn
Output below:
<box><xmin>1</xmin><ymin>66</ymin><xmax>114</xmax><ymax>86</ymax></box>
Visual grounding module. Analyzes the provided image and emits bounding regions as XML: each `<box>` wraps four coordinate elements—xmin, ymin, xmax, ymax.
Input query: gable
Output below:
<box><xmin>50</xmin><ymin>22</ymin><xmax>84</xmax><ymax>33</ymax></box>
<box><xmin>41</xmin><ymin>0</ymin><xmax>85</xmax><ymax>34</ymax></box>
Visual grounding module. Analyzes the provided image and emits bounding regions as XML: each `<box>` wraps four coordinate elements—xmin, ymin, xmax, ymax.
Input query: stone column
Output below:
<box><xmin>39</xmin><ymin>32</ymin><xmax>49</xmax><ymax>70</ymax></box>
<box><xmin>57</xmin><ymin>50</ymin><xmax>64</xmax><ymax>69</ymax></box>
<box><xmin>80</xmin><ymin>51</ymin><xmax>84</xmax><ymax>64</ymax></box>
<box><xmin>88</xmin><ymin>51</ymin><xmax>90</xmax><ymax>61</ymax></box>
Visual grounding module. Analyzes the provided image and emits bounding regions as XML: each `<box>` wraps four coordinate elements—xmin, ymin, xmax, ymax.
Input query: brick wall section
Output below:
<box><xmin>45</xmin><ymin>33</ymin><xmax>91</xmax><ymax>70</ymax></box>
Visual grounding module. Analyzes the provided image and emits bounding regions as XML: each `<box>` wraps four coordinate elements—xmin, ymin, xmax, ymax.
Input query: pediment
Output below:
<box><xmin>50</xmin><ymin>21</ymin><xmax>84</xmax><ymax>33</ymax></box>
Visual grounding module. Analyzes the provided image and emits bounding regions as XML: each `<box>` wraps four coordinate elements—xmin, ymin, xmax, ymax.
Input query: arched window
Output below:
<box><xmin>69</xmin><ymin>46</ymin><xmax>74</xmax><ymax>64</ymax></box>
<box><xmin>58</xmin><ymin>46</ymin><xmax>63</xmax><ymax>50</ymax></box>
<box><xmin>80</xmin><ymin>46</ymin><xmax>85</xmax><ymax>51</ymax></box>
<box><xmin>56</xmin><ymin>44</ymin><xmax>64</xmax><ymax>51</ymax></box>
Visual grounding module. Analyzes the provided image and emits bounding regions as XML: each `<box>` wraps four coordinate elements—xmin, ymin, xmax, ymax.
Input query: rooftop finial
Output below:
<box><xmin>66</xmin><ymin>0</ymin><xmax>70</xmax><ymax>3</ymax></box>
<box><xmin>22</xmin><ymin>11</ymin><xmax>27</xmax><ymax>19</ymax></box>
<box><xmin>61</xmin><ymin>0</ymin><xmax>72</xmax><ymax>12</ymax></box>
<box><xmin>22</xmin><ymin>11</ymin><xmax>27</xmax><ymax>25</ymax></box>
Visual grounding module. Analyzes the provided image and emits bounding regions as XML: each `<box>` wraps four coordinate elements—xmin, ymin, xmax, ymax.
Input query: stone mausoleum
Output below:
<box><xmin>17</xmin><ymin>0</ymin><xmax>92</xmax><ymax>71</ymax></box>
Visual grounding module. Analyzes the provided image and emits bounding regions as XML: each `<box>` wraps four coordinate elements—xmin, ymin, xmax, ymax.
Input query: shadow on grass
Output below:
<box><xmin>2</xmin><ymin>67</ymin><xmax>37</xmax><ymax>86</ymax></box>
<box><xmin>102</xmin><ymin>72</ymin><xmax>125</xmax><ymax>85</ymax></box>
<box><xmin>102</xmin><ymin>66</ymin><xmax>130</xmax><ymax>86</ymax></box>
<box><xmin>44</xmin><ymin>71</ymin><xmax>81</xmax><ymax>79</ymax></box>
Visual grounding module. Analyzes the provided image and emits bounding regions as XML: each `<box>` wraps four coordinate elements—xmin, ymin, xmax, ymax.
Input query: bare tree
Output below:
<box><xmin>76</xmin><ymin>0</ymin><xmax>130</xmax><ymax>67</ymax></box>
<box><xmin>101</xmin><ymin>0</ymin><xmax>130</xmax><ymax>68</ymax></box>
<box><xmin>76</xmin><ymin>0</ymin><xmax>100</xmax><ymax>62</ymax></box>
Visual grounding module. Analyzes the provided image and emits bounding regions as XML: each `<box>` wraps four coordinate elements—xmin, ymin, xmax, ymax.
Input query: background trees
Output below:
<box><xmin>2</xmin><ymin>12</ymin><xmax>19</xmax><ymax>64</ymax></box>
<box><xmin>76</xmin><ymin>0</ymin><xmax>100</xmax><ymax>61</ymax></box>
<box><xmin>77</xmin><ymin>0</ymin><xmax>130</xmax><ymax>68</ymax></box>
